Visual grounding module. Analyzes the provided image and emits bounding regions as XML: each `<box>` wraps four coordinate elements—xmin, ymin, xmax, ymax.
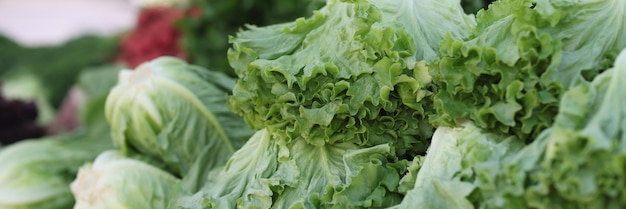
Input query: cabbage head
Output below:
<box><xmin>105</xmin><ymin>57</ymin><xmax>254</xmax><ymax>187</ymax></box>
<box><xmin>71</xmin><ymin>150</ymin><xmax>179</xmax><ymax>209</ymax></box>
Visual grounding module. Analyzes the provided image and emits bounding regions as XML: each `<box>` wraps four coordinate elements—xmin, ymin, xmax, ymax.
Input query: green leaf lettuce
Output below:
<box><xmin>432</xmin><ymin>0</ymin><xmax>626</xmax><ymax>140</ymax></box>
<box><xmin>105</xmin><ymin>57</ymin><xmax>254</xmax><ymax>188</ymax></box>
<box><xmin>461</xmin><ymin>49</ymin><xmax>626</xmax><ymax>208</ymax></box>
<box><xmin>170</xmin><ymin>129</ymin><xmax>408</xmax><ymax>209</ymax></box>
<box><xmin>228</xmin><ymin>0</ymin><xmax>474</xmax><ymax>157</ymax></box>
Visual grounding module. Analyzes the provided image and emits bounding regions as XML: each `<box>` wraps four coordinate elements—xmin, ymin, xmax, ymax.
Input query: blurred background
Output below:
<box><xmin>0</xmin><ymin>0</ymin><xmax>138</xmax><ymax>46</ymax></box>
<box><xmin>0</xmin><ymin>0</ymin><xmax>181</xmax><ymax>144</ymax></box>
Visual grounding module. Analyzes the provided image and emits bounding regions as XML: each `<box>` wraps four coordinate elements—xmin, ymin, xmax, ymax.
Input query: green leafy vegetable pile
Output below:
<box><xmin>227</xmin><ymin>0</ymin><xmax>474</xmax><ymax>158</ymax></box>
<box><xmin>431</xmin><ymin>0</ymin><xmax>626</xmax><ymax>140</ymax></box>
<box><xmin>0</xmin><ymin>0</ymin><xmax>624</xmax><ymax>208</ymax></box>
<box><xmin>413</xmin><ymin>49</ymin><xmax>626</xmax><ymax>208</ymax></box>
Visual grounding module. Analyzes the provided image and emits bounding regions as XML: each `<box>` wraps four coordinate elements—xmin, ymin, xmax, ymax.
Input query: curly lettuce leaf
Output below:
<box><xmin>105</xmin><ymin>57</ymin><xmax>254</xmax><ymax>188</ymax></box>
<box><xmin>534</xmin><ymin>0</ymin><xmax>626</xmax><ymax>87</ymax></box>
<box><xmin>455</xmin><ymin>124</ymin><xmax>527</xmax><ymax>208</ymax></box>
<box><xmin>228</xmin><ymin>0</ymin><xmax>473</xmax><ymax>157</ymax></box>
<box><xmin>391</xmin><ymin>126</ymin><xmax>477</xmax><ymax>209</ymax></box>
<box><xmin>432</xmin><ymin>0</ymin><xmax>556</xmax><ymax>140</ymax></box>
<box><xmin>396</xmin><ymin>155</ymin><xmax>424</xmax><ymax>195</ymax></box>
<box><xmin>432</xmin><ymin>0</ymin><xmax>625</xmax><ymax>140</ymax></box>
<box><xmin>169</xmin><ymin>129</ymin><xmax>407</xmax><ymax>209</ymax></box>
<box><xmin>462</xmin><ymin>49</ymin><xmax>626</xmax><ymax>208</ymax></box>
<box><xmin>370</xmin><ymin>0</ymin><xmax>475</xmax><ymax>65</ymax></box>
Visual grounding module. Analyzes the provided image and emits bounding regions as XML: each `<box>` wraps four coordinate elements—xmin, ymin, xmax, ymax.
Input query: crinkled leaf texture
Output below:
<box><xmin>228</xmin><ymin>0</ymin><xmax>474</xmax><ymax>157</ymax></box>
<box><xmin>71</xmin><ymin>150</ymin><xmax>180</xmax><ymax>209</ymax></box>
<box><xmin>391</xmin><ymin>126</ymin><xmax>476</xmax><ymax>209</ymax></box>
<box><xmin>169</xmin><ymin>129</ymin><xmax>407</xmax><ymax>209</ymax></box>
<box><xmin>368</xmin><ymin>0</ymin><xmax>475</xmax><ymax>65</ymax></box>
<box><xmin>461</xmin><ymin>49</ymin><xmax>626</xmax><ymax>208</ymax></box>
<box><xmin>105</xmin><ymin>57</ymin><xmax>254</xmax><ymax>188</ymax></box>
<box><xmin>396</xmin><ymin>155</ymin><xmax>424</xmax><ymax>195</ymax></box>
<box><xmin>534</xmin><ymin>0</ymin><xmax>626</xmax><ymax>87</ymax></box>
<box><xmin>432</xmin><ymin>0</ymin><xmax>626</xmax><ymax>140</ymax></box>
<box><xmin>0</xmin><ymin>130</ymin><xmax>113</xmax><ymax>209</ymax></box>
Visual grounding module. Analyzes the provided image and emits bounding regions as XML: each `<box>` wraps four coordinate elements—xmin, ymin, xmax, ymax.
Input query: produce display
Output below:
<box><xmin>0</xmin><ymin>0</ymin><xmax>624</xmax><ymax>208</ymax></box>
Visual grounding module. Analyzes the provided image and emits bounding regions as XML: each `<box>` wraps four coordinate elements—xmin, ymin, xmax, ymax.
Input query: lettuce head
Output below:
<box><xmin>395</xmin><ymin>49</ymin><xmax>626</xmax><ymax>207</ymax></box>
<box><xmin>459</xmin><ymin>49</ymin><xmax>626</xmax><ymax>208</ymax></box>
<box><xmin>228</xmin><ymin>0</ymin><xmax>474</xmax><ymax>158</ymax></box>
<box><xmin>432</xmin><ymin>0</ymin><xmax>626</xmax><ymax>140</ymax></box>
<box><xmin>71</xmin><ymin>150</ymin><xmax>179</xmax><ymax>209</ymax></box>
<box><xmin>105</xmin><ymin>57</ymin><xmax>254</xmax><ymax>185</ymax></box>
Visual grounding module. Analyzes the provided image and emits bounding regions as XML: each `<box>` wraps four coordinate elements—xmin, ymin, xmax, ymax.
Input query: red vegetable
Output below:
<box><xmin>117</xmin><ymin>7</ymin><xmax>187</xmax><ymax>68</ymax></box>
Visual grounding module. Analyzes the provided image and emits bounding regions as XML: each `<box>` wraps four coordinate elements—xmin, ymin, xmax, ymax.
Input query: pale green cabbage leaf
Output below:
<box><xmin>105</xmin><ymin>57</ymin><xmax>254</xmax><ymax>191</ymax></box>
<box><xmin>0</xmin><ymin>130</ymin><xmax>113</xmax><ymax>209</ymax></box>
<box><xmin>71</xmin><ymin>150</ymin><xmax>180</xmax><ymax>209</ymax></box>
